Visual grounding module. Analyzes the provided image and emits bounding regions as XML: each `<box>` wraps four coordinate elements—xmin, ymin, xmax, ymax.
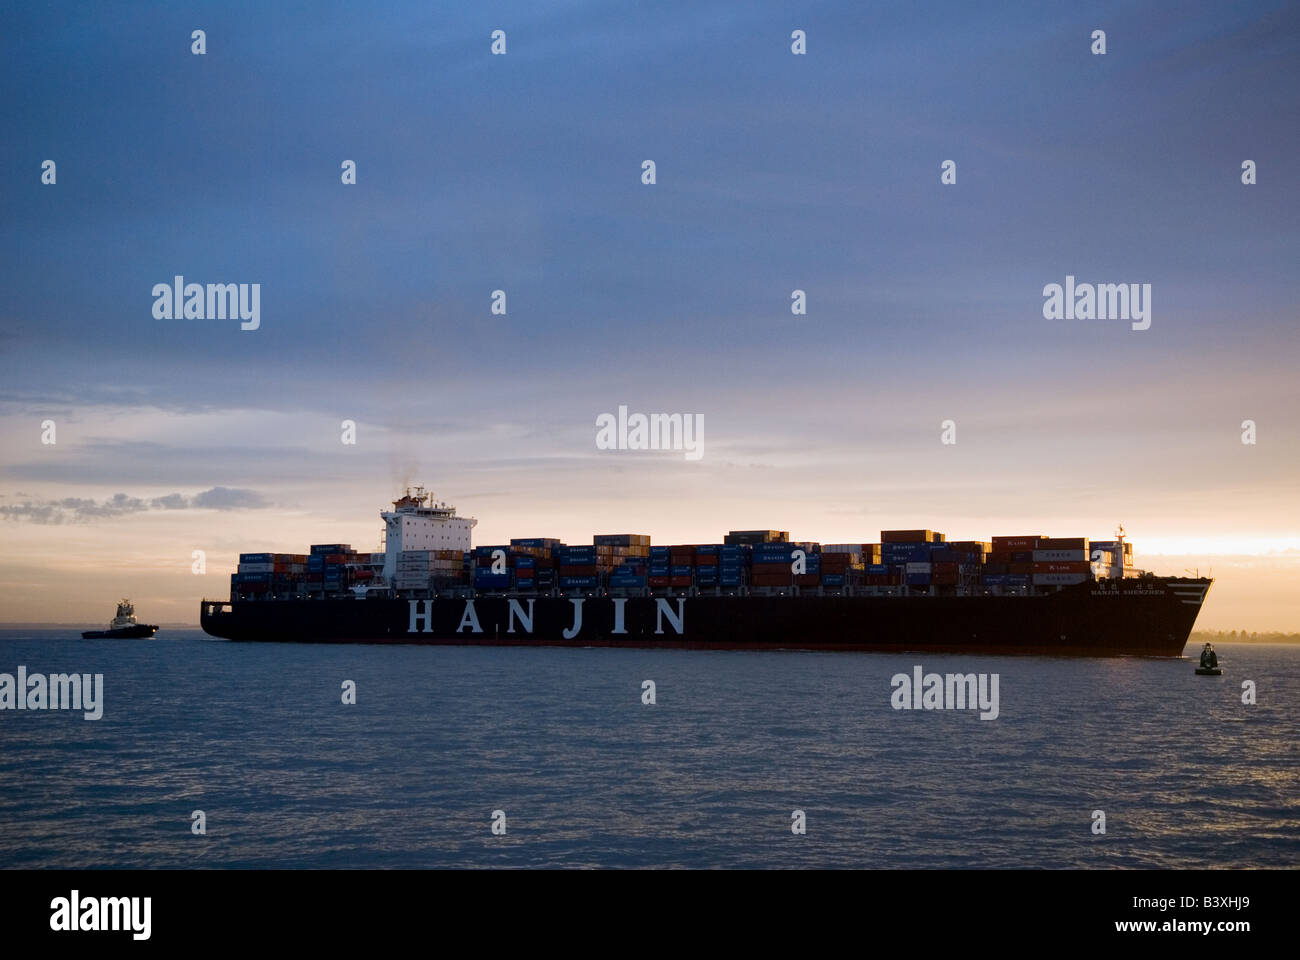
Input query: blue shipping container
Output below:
<box><xmin>883</xmin><ymin>546</ymin><xmax>932</xmax><ymax>564</ymax></box>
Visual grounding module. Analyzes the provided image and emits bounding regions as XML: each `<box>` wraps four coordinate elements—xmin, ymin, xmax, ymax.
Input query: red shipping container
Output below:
<box><xmin>668</xmin><ymin>576</ymin><xmax>691</xmax><ymax>587</ymax></box>
<box><xmin>648</xmin><ymin>576</ymin><xmax>669</xmax><ymax>587</ymax></box>
<box><xmin>881</xmin><ymin>530</ymin><xmax>936</xmax><ymax>543</ymax></box>
<box><xmin>933</xmin><ymin>561</ymin><xmax>958</xmax><ymax>574</ymax></box>
<box><xmin>991</xmin><ymin>537</ymin><xmax>1041</xmax><ymax>550</ymax></box>
<box><xmin>1038</xmin><ymin>537</ymin><xmax>1088</xmax><ymax>550</ymax></box>
<box><xmin>695</xmin><ymin>556</ymin><xmax>718</xmax><ymax>566</ymax></box>
<box><xmin>1033</xmin><ymin>561</ymin><xmax>1091</xmax><ymax>574</ymax></box>
<box><xmin>794</xmin><ymin>574</ymin><xmax>819</xmax><ymax>587</ymax></box>
<box><xmin>1009</xmin><ymin>562</ymin><xmax>1033</xmax><ymax>574</ymax></box>
<box><xmin>932</xmin><ymin>572</ymin><xmax>958</xmax><ymax>585</ymax></box>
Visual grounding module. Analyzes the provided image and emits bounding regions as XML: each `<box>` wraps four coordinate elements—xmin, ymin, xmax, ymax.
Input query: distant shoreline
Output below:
<box><xmin>0</xmin><ymin>623</ymin><xmax>201</xmax><ymax>630</ymax></box>
<box><xmin>1190</xmin><ymin>631</ymin><xmax>1300</xmax><ymax>644</ymax></box>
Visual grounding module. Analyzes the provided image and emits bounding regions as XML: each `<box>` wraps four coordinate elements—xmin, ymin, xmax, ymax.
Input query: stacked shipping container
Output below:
<box><xmin>231</xmin><ymin>526</ymin><xmax>1121</xmax><ymax>599</ymax></box>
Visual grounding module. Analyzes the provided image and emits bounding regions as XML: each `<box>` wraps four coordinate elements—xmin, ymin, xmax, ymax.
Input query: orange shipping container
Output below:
<box><xmin>881</xmin><ymin>530</ymin><xmax>937</xmax><ymax>543</ymax></box>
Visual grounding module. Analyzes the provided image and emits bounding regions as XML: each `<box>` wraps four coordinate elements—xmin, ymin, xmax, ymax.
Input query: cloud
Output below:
<box><xmin>0</xmin><ymin>487</ymin><xmax>269</xmax><ymax>524</ymax></box>
<box><xmin>190</xmin><ymin>486</ymin><xmax>268</xmax><ymax>510</ymax></box>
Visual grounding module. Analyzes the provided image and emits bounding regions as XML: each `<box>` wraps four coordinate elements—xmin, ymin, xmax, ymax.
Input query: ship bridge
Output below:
<box><xmin>380</xmin><ymin>486</ymin><xmax>476</xmax><ymax>583</ymax></box>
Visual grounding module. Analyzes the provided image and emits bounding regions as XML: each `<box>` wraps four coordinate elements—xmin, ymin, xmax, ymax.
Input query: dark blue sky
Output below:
<box><xmin>1</xmin><ymin>1</ymin><xmax>1297</xmax><ymax>625</ymax></box>
<box><xmin>5</xmin><ymin>0</ymin><xmax>1297</xmax><ymax>398</ymax></box>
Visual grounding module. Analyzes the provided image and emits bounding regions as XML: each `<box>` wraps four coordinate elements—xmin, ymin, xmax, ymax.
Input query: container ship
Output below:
<box><xmin>200</xmin><ymin>487</ymin><xmax>1212</xmax><ymax>656</ymax></box>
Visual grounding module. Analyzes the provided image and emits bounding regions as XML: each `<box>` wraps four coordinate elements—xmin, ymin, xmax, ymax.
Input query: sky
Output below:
<box><xmin>1</xmin><ymin>0</ymin><xmax>1297</xmax><ymax>628</ymax></box>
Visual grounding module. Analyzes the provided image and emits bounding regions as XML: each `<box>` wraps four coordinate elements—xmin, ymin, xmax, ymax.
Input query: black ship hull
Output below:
<box><xmin>81</xmin><ymin>624</ymin><xmax>159</xmax><ymax>639</ymax></box>
<box><xmin>201</xmin><ymin>577</ymin><xmax>1211</xmax><ymax>657</ymax></box>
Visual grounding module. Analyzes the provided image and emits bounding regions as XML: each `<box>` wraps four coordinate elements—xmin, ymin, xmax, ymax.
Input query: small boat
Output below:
<box><xmin>82</xmin><ymin>599</ymin><xmax>159</xmax><ymax>639</ymax></box>
<box><xmin>1195</xmin><ymin>666</ymin><xmax>1222</xmax><ymax>676</ymax></box>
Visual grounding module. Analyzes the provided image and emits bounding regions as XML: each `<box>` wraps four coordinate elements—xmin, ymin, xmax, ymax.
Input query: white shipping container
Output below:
<box><xmin>1033</xmin><ymin>550</ymin><xmax>1088</xmax><ymax>562</ymax></box>
<box><xmin>905</xmin><ymin>562</ymin><xmax>932</xmax><ymax>573</ymax></box>
<box><xmin>1032</xmin><ymin>573</ymin><xmax>1090</xmax><ymax>585</ymax></box>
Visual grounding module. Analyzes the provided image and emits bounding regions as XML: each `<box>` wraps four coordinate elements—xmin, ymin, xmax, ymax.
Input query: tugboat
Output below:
<box><xmin>82</xmin><ymin>599</ymin><xmax>159</xmax><ymax>639</ymax></box>
<box><xmin>1195</xmin><ymin>641</ymin><xmax>1222</xmax><ymax>675</ymax></box>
